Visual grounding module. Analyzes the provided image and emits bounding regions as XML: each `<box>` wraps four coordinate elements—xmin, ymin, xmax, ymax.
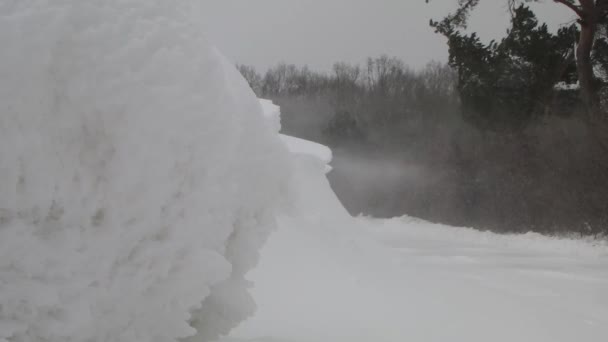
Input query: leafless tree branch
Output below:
<box><xmin>553</xmin><ymin>0</ymin><xmax>585</xmax><ymax>18</ymax></box>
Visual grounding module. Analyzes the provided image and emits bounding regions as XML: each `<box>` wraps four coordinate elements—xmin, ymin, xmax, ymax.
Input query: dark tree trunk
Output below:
<box><xmin>575</xmin><ymin>1</ymin><xmax>608</xmax><ymax>156</ymax></box>
<box><xmin>576</xmin><ymin>19</ymin><xmax>599</xmax><ymax>114</ymax></box>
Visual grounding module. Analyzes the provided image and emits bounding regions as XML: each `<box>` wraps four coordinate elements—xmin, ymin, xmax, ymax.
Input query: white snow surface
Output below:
<box><xmin>279</xmin><ymin>135</ymin><xmax>333</xmax><ymax>169</ymax></box>
<box><xmin>554</xmin><ymin>81</ymin><xmax>581</xmax><ymax>91</ymax></box>
<box><xmin>259</xmin><ymin>99</ymin><xmax>282</xmax><ymax>133</ymax></box>
<box><xmin>234</xmin><ymin>105</ymin><xmax>608</xmax><ymax>342</ymax></box>
<box><xmin>2</xmin><ymin>2</ymin><xmax>608</xmax><ymax>342</ymax></box>
<box><xmin>258</xmin><ymin>99</ymin><xmax>333</xmax><ymax>172</ymax></box>
<box><xmin>0</xmin><ymin>1</ymin><xmax>289</xmax><ymax>342</ymax></box>
<box><xmin>225</xmin><ymin>189</ymin><xmax>608</xmax><ymax>342</ymax></box>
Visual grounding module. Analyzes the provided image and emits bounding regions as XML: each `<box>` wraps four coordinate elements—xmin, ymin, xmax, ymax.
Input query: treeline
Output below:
<box><xmin>239</xmin><ymin>58</ymin><xmax>458</xmax><ymax>146</ymax></box>
<box><xmin>238</xmin><ymin>7</ymin><xmax>608</xmax><ymax>235</ymax></box>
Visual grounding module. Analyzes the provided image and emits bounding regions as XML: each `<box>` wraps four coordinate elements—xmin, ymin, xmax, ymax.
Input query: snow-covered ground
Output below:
<box><xmin>2</xmin><ymin>2</ymin><xmax>607</xmax><ymax>342</ymax></box>
<box><xmin>223</xmin><ymin>209</ymin><xmax>608</xmax><ymax>342</ymax></box>
<box><xmin>220</xmin><ymin>101</ymin><xmax>608</xmax><ymax>342</ymax></box>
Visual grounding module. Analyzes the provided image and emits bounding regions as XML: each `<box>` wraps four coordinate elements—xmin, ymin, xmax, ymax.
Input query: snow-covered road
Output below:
<box><xmin>223</xmin><ymin>215</ymin><xmax>608</xmax><ymax>342</ymax></box>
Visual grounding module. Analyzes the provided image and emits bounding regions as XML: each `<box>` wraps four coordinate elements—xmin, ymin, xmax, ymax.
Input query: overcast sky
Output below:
<box><xmin>201</xmin><ymin>0</ymin><xmax>575</xmax><ymax>71</ymax></box>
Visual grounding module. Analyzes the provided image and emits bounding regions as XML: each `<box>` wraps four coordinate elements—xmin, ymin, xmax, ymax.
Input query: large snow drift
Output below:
<box><xmin>0</xmin><ymin>1</ymin><xmax>289</xmax><ymax>342</ymax></box>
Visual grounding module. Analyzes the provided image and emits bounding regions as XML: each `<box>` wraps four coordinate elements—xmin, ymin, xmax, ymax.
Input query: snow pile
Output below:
<box><xmin>259</xmin><ymin>99</ymin><xmax>282</xmax><ymax>132</ymax></box>
<box><xmin>231</xmin><ymin>101</ymin><xmax>397</xmax><ymax>342</ymax></box>
<box><xmin>258</xmin><ymin>99</ymin><xmax>340</xmax><ymax>215</ymax></box>
<box><xmin>0</xmin><ymin>1</ymin><xmax>288</xmax><ymax>342</ymax></box>
<box><xmin>258</xmin><ymin>98</ymin><xmax>333</xmax><ymax>173</ymax></box>
<box><xmin>280</xmin><ymin>135</ymin><xmax>333</xmax><ymax>173</ymax></box>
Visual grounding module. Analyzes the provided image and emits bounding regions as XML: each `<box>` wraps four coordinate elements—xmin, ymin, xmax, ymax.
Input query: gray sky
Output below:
<box><xmin>201</xmin><ymin>0</ymin><xmax>575</xmax><ymax>71</ymax></box>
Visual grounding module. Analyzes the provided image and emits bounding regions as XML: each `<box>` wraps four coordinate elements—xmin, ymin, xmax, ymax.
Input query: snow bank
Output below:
<box><xmin>280</xmin><ymin>135</ymin><xmax>333</xmax><ymax>173</ymax></box>
<box><xmin>0</xmin><ymin>2</ymin><xmax>289</xmax><ymax>342</ymax></box>
<box><xmin>258</xmin><ymin>98</ymin><xmax>333</xmax><ymax>173</ymax></box>
<box><xmin>234</xmin><ymin>100</ymin><xmax>401</xmax><ymax>342</ymax></box>
<box><xmin>259</xmin><ymin>99</ymin><xmax>282</xmax><ymax>132</ymax></box>
<box><xmin>258</xmin><ymin>100</ymin><xmax>338</xmax><ymax>214</ymax></box>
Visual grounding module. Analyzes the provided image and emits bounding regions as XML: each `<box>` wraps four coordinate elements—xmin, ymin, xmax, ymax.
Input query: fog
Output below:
<box><xmin>328</xmin><ymin>149</ymin><xmax>433</xmax><ymax>218</ymax></box>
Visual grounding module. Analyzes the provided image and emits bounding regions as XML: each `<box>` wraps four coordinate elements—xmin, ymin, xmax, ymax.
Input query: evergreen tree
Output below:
<box><xmin>436</xmin><ymin>6</ymin><xmax>579</xmax><ymax>130</ymax></box>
